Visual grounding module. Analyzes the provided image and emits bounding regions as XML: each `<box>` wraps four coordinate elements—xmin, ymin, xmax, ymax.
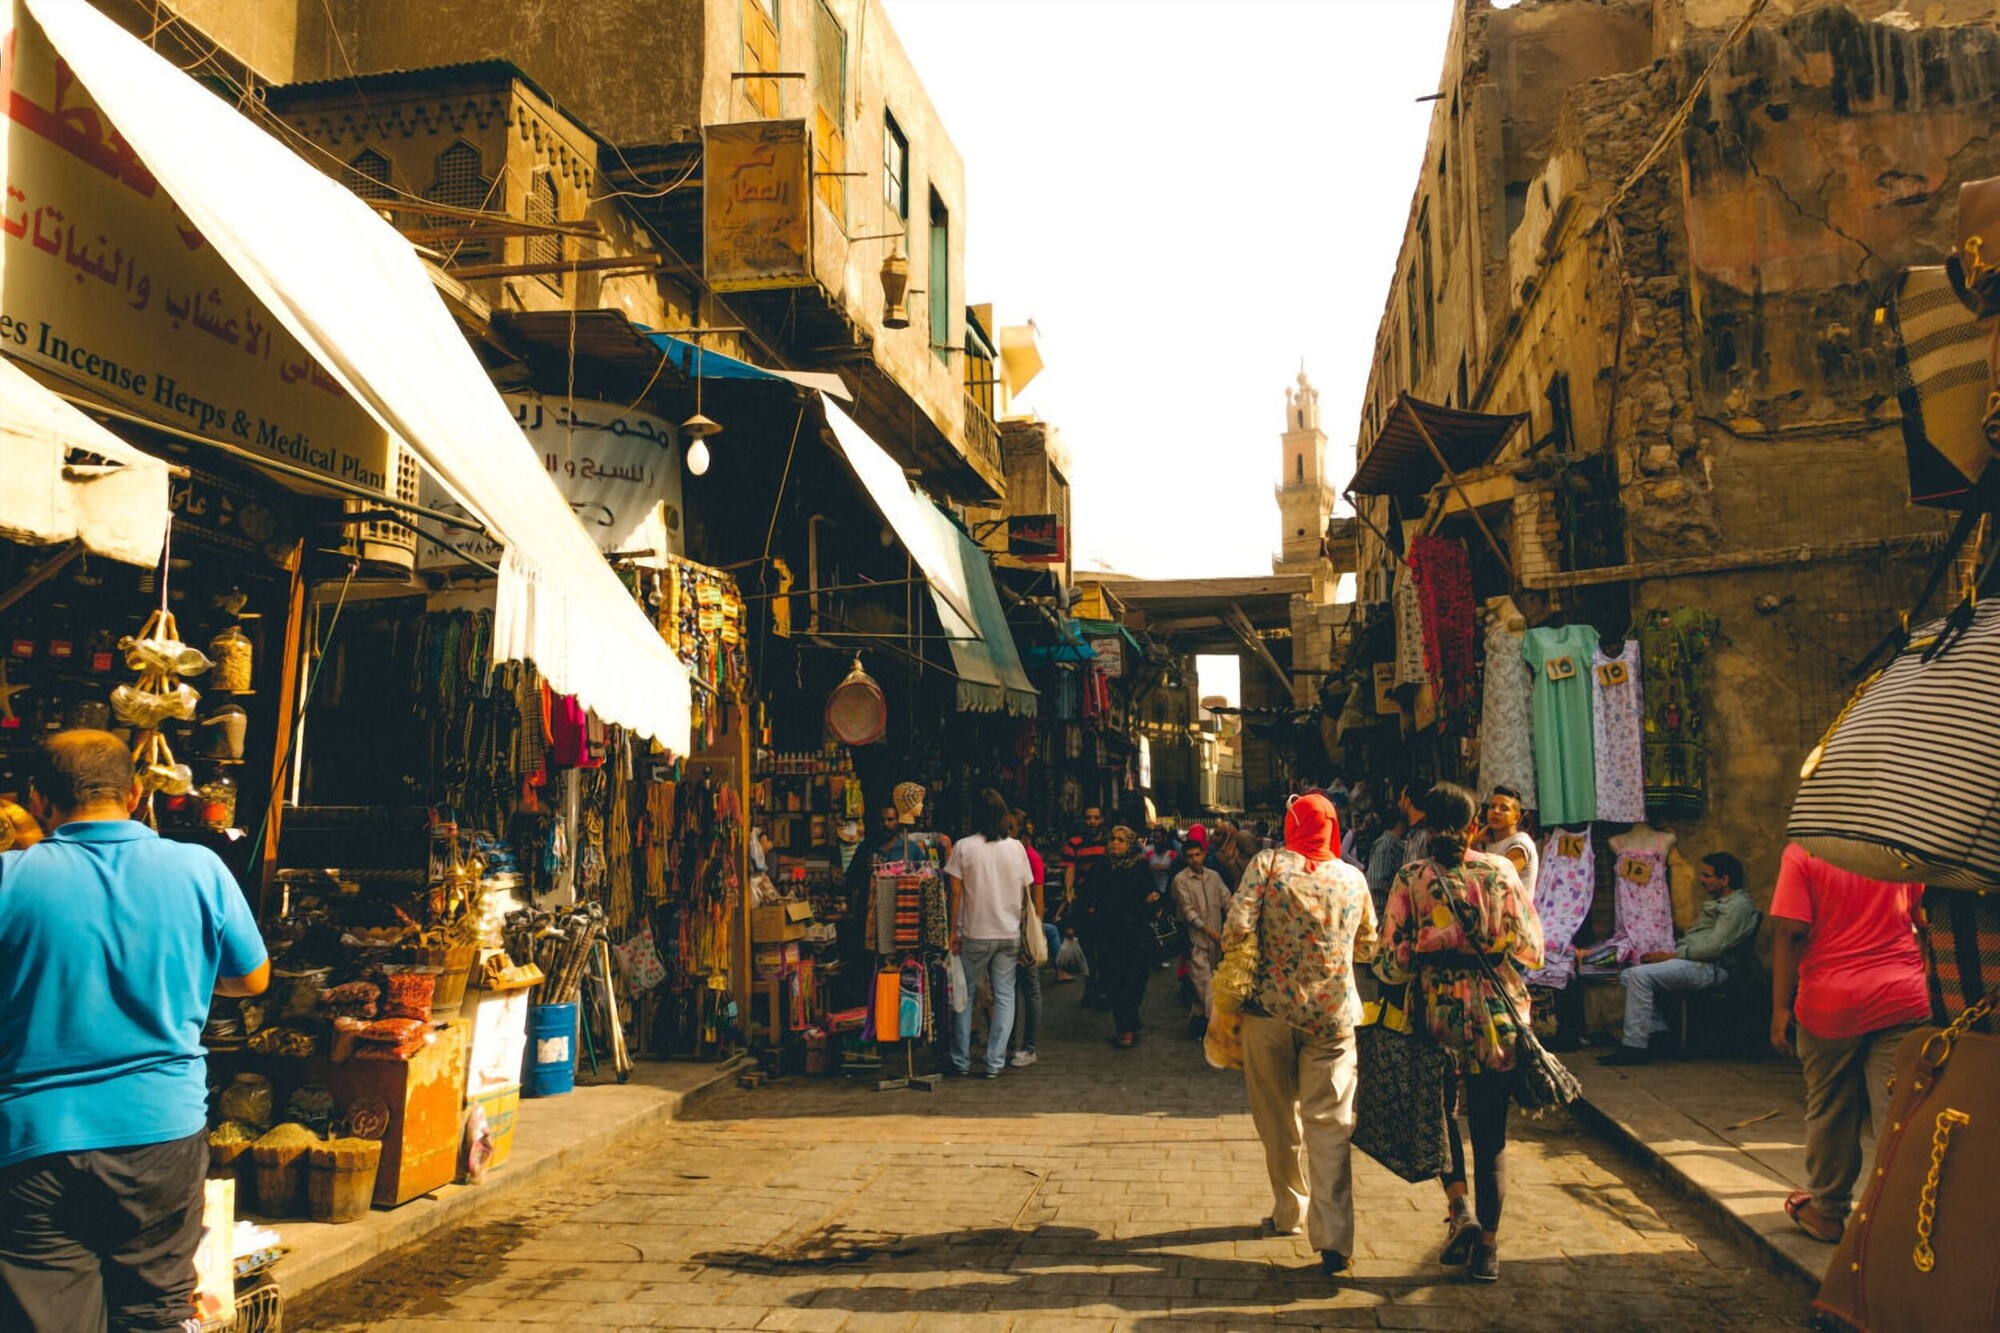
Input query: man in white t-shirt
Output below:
<box><xmin>945</xmin><ymin>790</ymin><xmax>1033</xmax><ymax>1078</ymax></box>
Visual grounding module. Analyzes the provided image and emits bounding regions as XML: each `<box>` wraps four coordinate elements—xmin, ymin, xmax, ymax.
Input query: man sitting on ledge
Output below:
<box><xmin>1598</xmin><ymin>852</ymin><xmax>1759</xmax><ymax>1066</ymax></box>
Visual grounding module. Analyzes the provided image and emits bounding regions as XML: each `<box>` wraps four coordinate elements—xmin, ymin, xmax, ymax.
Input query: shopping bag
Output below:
<box><xmin>945</xmin><ymin>953</ymin><xmax>968</xmax><ymax>1014</ymax></box>
<box><xmin>1815</xmin><ymin>987</ymin><xmax>2000</xmax><ymax>1332</ymax></box>
<box><xmin>613</xmin><ymin>922</ymin><xmax>668</xmax><ymax>997</ymax></box>
<box><xmin>1352</xmin><ymin>985</ymin><xmax>1453</xmax><ymax>1183</ymax></box>
<box><xmin>1054</xmin><ymin>934</ymin><xmax>1088</xmax><ymax>978</ymax></box>
<box><xmin>1022</xmin><ymin>897</ymin><xmax>1050</xmax><ymax>967</ymax></box>
<box><xmin>1204</xmin><ymin>994</ymin><xmax>1244</xmax><ymax>1070</ymax></box>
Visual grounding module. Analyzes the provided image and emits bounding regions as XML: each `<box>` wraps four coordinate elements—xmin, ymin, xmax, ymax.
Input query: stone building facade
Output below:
<box><xmin>1349</xmin><ymin>0</ymin><xmax>2000</xmax><ymax>901</ymax></box>
<box><xmin>103</xmin><ymin>0</ymin><xmax>994</xmax><ymax>502</ymax></box>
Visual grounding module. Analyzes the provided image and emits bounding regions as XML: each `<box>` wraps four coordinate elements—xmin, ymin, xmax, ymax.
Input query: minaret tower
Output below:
<box><xmin>1274</xmin><ymin>368</ymin><xmax>1333</xmax><ymax>577</ymax></box>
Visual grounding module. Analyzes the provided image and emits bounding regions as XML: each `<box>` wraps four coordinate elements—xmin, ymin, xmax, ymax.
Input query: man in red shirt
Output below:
<box><xmin>1768</xmin><ymin>843</ymin><xmax>1931</xmax><ymax>1243</ymax></box>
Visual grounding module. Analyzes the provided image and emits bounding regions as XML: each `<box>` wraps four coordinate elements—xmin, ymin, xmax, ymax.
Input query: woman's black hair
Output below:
<box><xmin>976</xmin><ymin>788</ymin><xmax>1010</xmax><ymax>842</ymax></box>
<box><xmin>1422</xmin><ymin>782</ymin><xmax>1480</xmax><ymax>869</ymax></box>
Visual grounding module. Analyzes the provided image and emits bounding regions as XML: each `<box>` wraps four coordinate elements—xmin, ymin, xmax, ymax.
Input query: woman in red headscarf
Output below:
<box><xmin>1222</xmin><ymin>792</ymin><xmax>1379</xmax><ymax>1279</ymax></box>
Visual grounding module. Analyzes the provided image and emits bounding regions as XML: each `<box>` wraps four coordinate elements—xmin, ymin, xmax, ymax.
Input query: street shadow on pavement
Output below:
<box><xmin>691</xmin><ymin>1217</ymin><xmax>1791</xmax><ymax>1330</ymax></box>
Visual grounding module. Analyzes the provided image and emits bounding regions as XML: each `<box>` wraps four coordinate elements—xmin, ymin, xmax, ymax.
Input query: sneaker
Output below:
<box><xmin>1597</xmin><ymin>1045</ymin><xmax>1651</xmax><ymax>1067</ymax></box>
<box><xmin>1467</xmin><ymin>1239</ymin><xmax>1499</xmax><ymax>1283</ymax></box>
<box><xmin>1318</xmin><ymin>1250</ymin><xmax>1350</xmax><ymax>1277</ymax></box>
<box><xmin>1439</xmin><ymin>1211</ymin><xmax>1480</xmax><ymax>1266</ymax></box>
<box><xmin>974</xmin><ymin>1067</ymin><xmax>1000</xmax><ymax>1080</ymax></box>
<box><xmin>1010</xmin><ymin>1050</ymin><xmax>1038</xmax><ymax>1068</ymax></box>
<box><xmin>1259</xmin><ymin>1217</ymin><xmax>1302</xmax><ymax>1238</ymax></box>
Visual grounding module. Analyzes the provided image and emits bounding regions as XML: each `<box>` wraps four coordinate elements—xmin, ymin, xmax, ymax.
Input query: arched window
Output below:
<box><xmin>1295</xmin><ymin>454</ymin><xmax>1304</xmax><ymax>482</ymax></box>
<box><xmin>527</xmin><ymin>171</ymin><xmax>563</xmax><ymax>290</ymax></box>
<box><xmin>423</xmin><ymin>141</ymin><xmax>495</xmax><ymax>263</ymax></box>
<box><xmin>342</xmin><ymin>148</ymin><xmax>393</xmax><ymax>202</ymax></box>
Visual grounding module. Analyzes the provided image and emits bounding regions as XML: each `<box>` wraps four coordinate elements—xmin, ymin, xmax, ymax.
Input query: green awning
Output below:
<box><xmin>822</xmin><ymin>401</ymin><xmax>1038</xmax><ymax>717</ymax></box>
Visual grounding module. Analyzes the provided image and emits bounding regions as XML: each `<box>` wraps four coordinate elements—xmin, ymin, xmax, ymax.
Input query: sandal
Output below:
<box><xmin>1784</xmin><ymin>1190</ymin><xmax>1844</xmax><ymax>1243</ymax></box>
<box><xmin>1115</xmin><ymin>1032</ymin><xmax>1137</xmax><ymax>1049</ymax></box>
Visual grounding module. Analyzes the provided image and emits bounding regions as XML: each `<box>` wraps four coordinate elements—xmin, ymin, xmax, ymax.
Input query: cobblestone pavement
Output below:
<box><xmin>297</xmin><ymin>975</ymin><xmax>1811</xmax><ymax>1332</ymax></box>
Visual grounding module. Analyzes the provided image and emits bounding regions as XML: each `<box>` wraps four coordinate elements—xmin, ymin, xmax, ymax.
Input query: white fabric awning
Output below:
<box><xmin>28</xmin><ymin>0</ymin><xmax>691</xmax><ymax>754</ymax></box>
<box><xmin>821</xmin><ymin>400</ymin><xmax>1036</xmax><ymax>716</ymax></box>
<box><xmin>0</xmin><ymin>356</ymin><xmax>170</xmax><ymax>568</ymax></box>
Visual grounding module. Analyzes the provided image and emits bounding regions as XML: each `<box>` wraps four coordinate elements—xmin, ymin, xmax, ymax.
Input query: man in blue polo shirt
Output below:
<box><xmin>0</xmin><ymin>730</ymin><xmax>269</xmax><ymax>1332</ymax></box>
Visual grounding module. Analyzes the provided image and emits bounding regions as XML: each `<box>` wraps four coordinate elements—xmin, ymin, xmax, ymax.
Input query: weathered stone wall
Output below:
<box><xmin>1348</xmin><ymin>0</ymin><xmax>1993</xmax><ymax>894</ymax></box>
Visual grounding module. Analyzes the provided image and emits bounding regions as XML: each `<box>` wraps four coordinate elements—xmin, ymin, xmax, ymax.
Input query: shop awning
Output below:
<box><xmin>821</xmin><ymin>400</ymin><xmax>1037</xmax><ymax>717</ymax></box>
<box><xmin>1347</xmin><ymin>393</ymin><xmax>1526</xmax><ymax>500</ymax></box>
<box><xmin>29</xmin><ymin>0</ymin><xmax>692</xmax><ymax>753</ymax></box>
<box><xmin>647</xmin><ymin>332</ymin><xmax>851</xmax><ymax>400</ymax></box>
<box><xmin>0</xmin><ymin>358</ymin><xmax>171</xmax><ymax>568</ymax></box>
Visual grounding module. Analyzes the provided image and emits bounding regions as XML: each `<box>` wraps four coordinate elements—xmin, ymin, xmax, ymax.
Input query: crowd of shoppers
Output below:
<box><xmin>939</xmin><ymin>768</ymin><xmax>1951</xmax><ymax>1297</ymax></box>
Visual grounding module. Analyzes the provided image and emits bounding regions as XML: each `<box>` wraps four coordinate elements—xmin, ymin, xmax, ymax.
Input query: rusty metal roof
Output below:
<box><xmin>1347</xmin><ymin>393</ymin><xmax>1526</xmax><ymax>499</ymax></box>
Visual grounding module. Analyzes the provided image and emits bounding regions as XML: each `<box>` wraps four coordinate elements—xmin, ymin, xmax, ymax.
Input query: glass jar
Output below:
<box><xmin>197</xmin><ymin>705</ymin><xmax>248</xmax><ymax>760</ymax></box>
<box><xmin>209</xmin><ymin>625</ymin><xmax>253</xmax><ymax>692</ymax></box>
<box><xmin>218</xmin><ymin>1072</ymin><xmax>274</xmax><ymax>1129</ymax></box>
<box><xmin>197</xmin><ymin>772</ymin><xmax>239</xmax><ymax>830</ymax></box>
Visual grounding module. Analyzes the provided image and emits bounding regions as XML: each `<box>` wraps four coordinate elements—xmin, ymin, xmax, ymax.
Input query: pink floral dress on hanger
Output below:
<box><xmin>1598</xmin><ymin>845</ymin><xmax>1676</xmax><ymax>965</ymax></box>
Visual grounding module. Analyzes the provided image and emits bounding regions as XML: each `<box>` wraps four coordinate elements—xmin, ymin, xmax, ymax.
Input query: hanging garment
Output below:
<box><xmin>545</xmin><ymin>692</ymin><xmax>589</xmax><ymax>770</ymax></box>
<box><xmin>1521</xmin><ymin>623</ymin><xmax>1600</xmax><ymax>826</ymax></box>
<box><xmin>1591</xmin><ymin>641</ymin><xmax>1647</xmax><ymax>824</ymax></box>
<box><xmin>893</xmin><ymin>875</ymin><xmax>924</xmax><ymax>949</ymax></box>
<box><xmin>1393</xmin><ymin>563</ymin><xmax>1428</xmax><ymax>688</ymax></box>
<box><xmin>1525</xmin><ymin>828</ymin><xmax>1595</xmax><ymax>990</ymax></box>
<box><xmin>874</xmin><ymin>968</ymin><xmax>902</xmax><ymax>1043</ymax></box>
<box><xmin>1598</xmin><ymin>845</ymin><xmax>1676</xmax><ymax>965</ymax></box>
<box><xmin>1478</xmin><ymin>622</ymin><xmax>1536</xmax><ymax>807</ymax></box>
<box><xmin>1639</xmin><ymin>609</ymin><xmax>1719</xmax><ymax>817</ymax></box>
<box><xmin>1409</xmin><ymin>536</ymin><xmax>1476</xmax><ymax>710</ymax></box>
<box><xmin>898</xmin><ymin>958</ymin><xmax>925</xmax><ymax>1039</ymax></box>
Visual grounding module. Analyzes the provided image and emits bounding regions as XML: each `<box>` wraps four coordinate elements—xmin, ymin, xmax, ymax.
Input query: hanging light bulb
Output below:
<box><xmin>680</xmin><ymin>341</ymin><xmax>721</xmax><ymax>477</ymax></box>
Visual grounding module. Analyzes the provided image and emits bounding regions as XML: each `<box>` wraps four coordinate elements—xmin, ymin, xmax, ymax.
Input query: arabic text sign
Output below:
<box><xmin>0</xmin><ymin>12</ymin><xmax>392</xmax><ymax>491</ymax></box>
<box><xmin>417</xmin><ymin>394</ymin><xmax>683</xmax><ymax>569</ymax></box>
<box><xmin>705</xmin><ymin>120</ymin><xmax>812</xmax><ymax>292</ymax></box>
<box><xmin>1088</xmin><ymin>635</ymin><xmax>1126</xmax><ymax>679</ymax></box>
<box><xmin>1006</xmin><ymin>514</ymin><xmax>1065</xmax><ymax>563</ymax></box>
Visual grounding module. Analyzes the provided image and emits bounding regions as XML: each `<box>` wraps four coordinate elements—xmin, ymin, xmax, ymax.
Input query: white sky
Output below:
<box><xmin>885</xmin><ymin>0</ymin><xmax>1457</xmax><ymax>579</ymax></box>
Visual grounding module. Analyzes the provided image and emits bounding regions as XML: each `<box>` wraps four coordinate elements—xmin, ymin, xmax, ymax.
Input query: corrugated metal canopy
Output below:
<box><xmin>1347</xmin><ymin>393</ymin><xmax>1526</xmax><ymax>499</ymax></box>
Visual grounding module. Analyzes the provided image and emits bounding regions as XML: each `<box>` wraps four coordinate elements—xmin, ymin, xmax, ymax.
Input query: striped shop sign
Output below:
<box><xmin>1788</xmin><ymin>600</ymin><xmax>2000</xmax><ymax>891</ymax></box>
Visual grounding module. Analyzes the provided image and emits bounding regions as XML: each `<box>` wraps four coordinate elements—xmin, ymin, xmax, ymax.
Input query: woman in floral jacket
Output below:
<box><xmin>1374</xmin><ymin>782</ymin><xmax>1544</xmax><ymax>1286</ymax></box>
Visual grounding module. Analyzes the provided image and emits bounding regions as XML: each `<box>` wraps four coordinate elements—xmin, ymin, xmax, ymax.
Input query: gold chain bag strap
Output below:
<box><xmin>1814</xmin><ymin>984</ymin><xmax>2000</xmax><ymax>1332</ymax></box>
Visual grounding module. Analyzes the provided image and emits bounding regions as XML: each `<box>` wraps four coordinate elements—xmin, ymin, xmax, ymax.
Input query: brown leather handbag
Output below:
<box><xmin>1814</xmin><ymin>985</ymin><xmax>2000</xmax><ymax>1332</ymax></box>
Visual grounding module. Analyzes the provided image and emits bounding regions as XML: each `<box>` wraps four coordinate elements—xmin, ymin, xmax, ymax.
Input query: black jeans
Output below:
<box><xmin>1441</xmin><ymin>1068</ymin><xmax>1516</xmax><ymax>1232</ymax></box>
<box><xmin>0</xmin><ymin>1130</ymin><xmax>209</xmax><ymax>1332</ymax></box>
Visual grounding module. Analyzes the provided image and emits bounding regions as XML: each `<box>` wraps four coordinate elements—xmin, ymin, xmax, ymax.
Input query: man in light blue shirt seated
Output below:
<box><xmin>0</xmin><ymin>730</ymin><xmax>269</xmax><ymax>1332</ymax></box>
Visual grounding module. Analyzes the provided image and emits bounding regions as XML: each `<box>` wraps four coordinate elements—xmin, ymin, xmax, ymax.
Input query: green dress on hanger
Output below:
<box><xmin>1521</xmin><ymin>623</ymin><xmax>1600</xmax><ymax>826</ymax></box>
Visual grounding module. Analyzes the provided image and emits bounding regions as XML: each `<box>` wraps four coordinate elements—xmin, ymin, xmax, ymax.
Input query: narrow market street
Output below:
<box><xmin>295</xmin><ymin>983</ymin><xmax>1808</xmax><ymax>1333</ymax></box>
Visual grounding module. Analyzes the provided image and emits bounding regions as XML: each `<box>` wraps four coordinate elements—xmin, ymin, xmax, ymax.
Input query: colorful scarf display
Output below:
<box><xmin>1409</xmin><ymin>535</ymin><xmax>1476</xmax><ymax>711</ymax></box>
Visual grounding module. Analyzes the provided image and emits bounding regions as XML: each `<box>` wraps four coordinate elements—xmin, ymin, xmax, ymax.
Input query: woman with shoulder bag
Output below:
<box><xmin>1374</xmin><ymin>783</ymin><xmax>1545</xmax><ymax>1285</ymax></box>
